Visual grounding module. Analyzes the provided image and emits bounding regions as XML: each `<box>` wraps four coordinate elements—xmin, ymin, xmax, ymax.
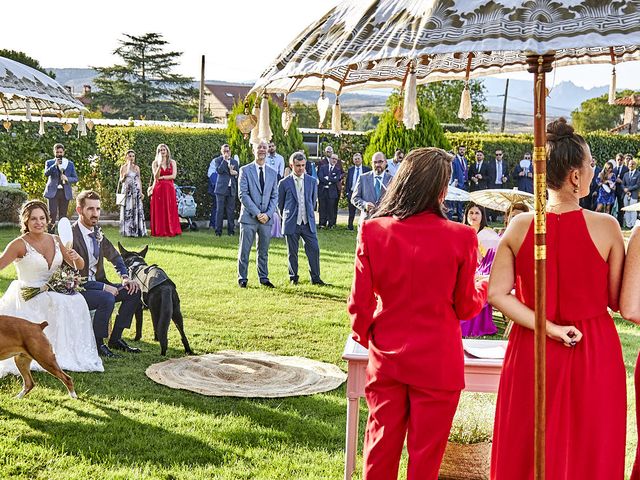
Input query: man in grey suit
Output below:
<box><xmin>352</xmin><ymin>152</ymin><xmax>392</xmax><ymax>221</ymax></box>
<box><xmin>214</xmin><ymin>144</ymin><xmax>239</xmax><ymax>236</ymax></box>
<box><xmin>44</xmin><ymin>143</ymin><xmax>78</xmax><ymax>228</ymax></box>
<box><xmin>622</xmin><ymin>158</ymin><xmax>640</xmax><ymax>228</ymax></box>
<box><xmin>237</xmin><ymin>140</ymin><xmax>278</xmax><ymax>288</ymax></box>
<box><xmin>278</xmin><ymin>152</ymin><xmax>324</xmax><ymax>286</ymax></box>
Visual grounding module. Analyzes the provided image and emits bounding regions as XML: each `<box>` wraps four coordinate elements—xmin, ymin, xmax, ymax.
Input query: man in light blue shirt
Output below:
<box><xmin>386</xmin><ymin>149</ymin><xmax>404</xmax><ymax>177</ymax></box>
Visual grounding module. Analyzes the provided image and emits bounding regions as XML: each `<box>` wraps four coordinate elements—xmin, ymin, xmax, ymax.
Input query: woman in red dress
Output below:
<box><xmin>489</xmin><ymin>118</ymin><xmax>627</xmax><ymax>479</ymax></box>
<box><xmin>348</xmin><ymin>147</ymin><xmax>488</xmax><ymax>480</ymax></box>
<box><xmin>150</xmin><ymin>143</ymin><xmax>181</xmax><ymax>237</ymax></box>
<box><xmin>620</xmin><ymin>224</ymin><xmax>640</xmax><ymax>480</ymax></box>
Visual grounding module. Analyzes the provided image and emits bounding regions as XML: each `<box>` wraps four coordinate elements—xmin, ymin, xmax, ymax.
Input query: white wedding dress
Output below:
<box><xmin>0</xmin><ymin>238</ymin><xmax>103</xmax><ymax>377</ymax></box>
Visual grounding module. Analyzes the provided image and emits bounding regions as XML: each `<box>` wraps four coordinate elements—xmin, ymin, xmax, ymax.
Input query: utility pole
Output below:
<box><xmin>198</xmin><ymin>55</ymin><xmax>205</xmax><ymax>123</ymax></box>
<box><xmin>500</xmin><ymin>78</ymin><xmax>509</xmax><ymax>133</ymax></box>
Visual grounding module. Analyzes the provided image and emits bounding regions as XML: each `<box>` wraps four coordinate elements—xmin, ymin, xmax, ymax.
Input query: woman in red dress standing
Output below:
<box><xmin>620</xmin><ymin>222</ymin><xmax>640</xmax><ymax>480</ymax></box>
<box><xmin>150</xmin><ymin>143</ymin><xmax>181</xmax><ymax>237</ymax></box>
<box><xmin>489</xmin><ymin>118</ymin><xmax>627</xmax><ymax>479</ymax></box>
<box><xmin>348</xmin><ymin>147</ymin><xmax>488</xmax><ymax>480</ymax></box>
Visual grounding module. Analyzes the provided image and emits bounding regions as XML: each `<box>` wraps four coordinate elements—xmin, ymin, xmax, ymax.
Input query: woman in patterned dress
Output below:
<box><xmin>119</xmin><ymin>150</ymin><xmax>147</xmax><ymax>237</ymax></box>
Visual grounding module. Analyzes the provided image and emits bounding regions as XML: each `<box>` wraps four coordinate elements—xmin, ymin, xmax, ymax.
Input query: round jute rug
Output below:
<box><xmin>145</xmin><ymin>350</ymin><xmax>347</xmax><ymax>398</ymax></box>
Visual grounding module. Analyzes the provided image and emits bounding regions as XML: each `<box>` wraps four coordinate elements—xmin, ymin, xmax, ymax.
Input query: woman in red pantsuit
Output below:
<box><xmin>620</xmin><ymin>224</ymin><xmax>640</xmax><ymax>480</ymax></box>
<box><xmin>348</xmin><ymin>147</ymin><xmax>488</xmax><ymax>480</ymax></box>
<box><xmin>150</xmin><ymin>143</ymin><xmax>181</xmax><ymax>237</ymax></box>
<box><xmin>489</xmin><ymin>118</ymin><xmax>627</xmax><ymax>480</ymax></box>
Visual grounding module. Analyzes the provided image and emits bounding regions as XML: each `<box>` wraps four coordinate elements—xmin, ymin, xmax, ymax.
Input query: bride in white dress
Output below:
<box><xmin>0</xmin><ymin>201</ymin><xmax>103</xmax><ymax>377</ymax></box>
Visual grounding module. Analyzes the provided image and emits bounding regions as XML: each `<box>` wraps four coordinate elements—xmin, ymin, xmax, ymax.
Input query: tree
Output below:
<box><xmin>356</xmin><ymin>113</ymin><xmax>380</xmax><ymax>131</ymax></box>
<box><xmin>227</xmin><ymin>95</ymin><xmax>306</xmax><ymax>165</ymax></box>
<box><xmin>92</xmin><ymin>33</ymin><xmax>197</xmax><ymax>121</ymax></box>
<box><xmin>388</xmin><ymin>80</ymin><xmax>487</xmax><ymax>132</ymax></box>
<box><xmin>571</xmin><ymin>91</ymin><xmax>635</xmax><ymax>133</ymax></box>
<box><xmin>291</xmin><ymin>101</ymin><xmax>356</xmax><ymax>130</ymax></box>
<box><xmin>363</xmin><ymin>98</ymin><xmax>450</xmax><ymax>162</ymax></box>
<box><xmin>0</xmin><ymin>49</ymin><xmax>55</xmax><ymax>78</ymax></box>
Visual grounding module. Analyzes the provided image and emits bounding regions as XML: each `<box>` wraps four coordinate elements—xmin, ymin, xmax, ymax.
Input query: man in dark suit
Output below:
<box><xmin>487</xmin><ymin>149</ymin><xmax>511</xmax><ymax>189</ymax></box>
<box><xmin>278</xmin><ymin>152</ymin><xmax>324</xmax><ymax>286</ymax></box>
<box><xmin>622</xmin><ymin>158</ymin><xmax>640</xmax><ymax>228</ymax></box>
<box><xmin>73</xmin><ymin>190</ymin><xmax>142</xmax><ymax>358</ymax></box>
<box><xmin>614</xmin><ymin>154</ymin><xmax>630</xmax><ymax>226</ymax></box>
<box><xmin>468</xmin><ymin>150</ymin><xmax>490</xmax><ymax>191</ymax></box>
<box><xmin>237</xmin><ymin>140</ymin><xmax>279</xmax><ymax>288</ymax></box>
<box><xmin>317</xmin><ymin>154</ymin><xmax>344</xmax><ymax>228</ymax></box>
<box><xmin>512</xmin><ymin>152</ymin><xmax>534</xmax><ymax>193</ymax></box>
<box><xmin>344</xmin><ymin>153</ymin><xmax>371</xmax><ymax>230</ymax></box>
<box><xmin>450</xmin><ymin>145</ymin><xmax>469</xmax><ymax>221</ymax></box>
<box><xmin>44</xmin><ymin>143</ymin><xmax>78</xmax><ymax>228</ymax></box>
<box><xmin>352</xmin><ymin>152</ymin><xmax>392</xmax><ymax>222</ymax></box>
<box><xmin>214</xmin><ymin>144</ymin><xmax>239</xmax><ymax>236</ymax></box>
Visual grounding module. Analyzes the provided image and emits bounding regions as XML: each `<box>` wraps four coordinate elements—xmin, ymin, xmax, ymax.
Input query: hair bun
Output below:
<box><xmin>546</xmin><ymin>117</ymin><xmax>575</xmax><ymax>142</ymax></box>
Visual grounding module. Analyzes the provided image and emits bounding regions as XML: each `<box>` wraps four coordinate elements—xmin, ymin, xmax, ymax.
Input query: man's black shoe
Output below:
<box><xmin>98</xmin><ymin>344</ymin><xmax>121</xmax><ymax>358</ymax></box>
<box><xmin>239</xmin><ymin>280</ymin><xmax>248</xmax><ymax>288</ymax></box>
<box><xmin>261</xmin><ymin>281</ymin><xmax>276</xmax><ymax>288</ymax></box>
<box><xmin>312</xmin><ymin>279</ymin><xmax>327</xmax><ymax>286</ymax></box>
<box><xmin>109</xmin><ymin>339</ymin><xmax>141</xmax><ymax>353</ymax></box>
<box><xmin>290</xmin><ymin>278</ymin><xmax>299</xmax><ymax>285</ymax></box>
<box><xmin>348</xmin><ymin>225</ymin><xmax>354</xmax><ymax>230</ymax></box>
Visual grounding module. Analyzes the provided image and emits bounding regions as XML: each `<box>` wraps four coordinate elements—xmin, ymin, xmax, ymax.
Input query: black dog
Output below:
<box><xmin>118</xmin><ymin>243</ymin><xmax>193</xmax><ymax>356</ymax></box>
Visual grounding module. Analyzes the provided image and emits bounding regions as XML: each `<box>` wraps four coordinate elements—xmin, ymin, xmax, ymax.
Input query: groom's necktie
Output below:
<box><xmin>88</xmin><ymin>232</ymin><xmax>100</xmax><ymax>260</ymax></box>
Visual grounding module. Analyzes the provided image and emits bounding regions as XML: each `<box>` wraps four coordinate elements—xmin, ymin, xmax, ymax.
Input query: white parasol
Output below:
<box><xmin>470</xmin><ymin>188</ymin><xmax>534</xmax><ymax>212</ymax></box>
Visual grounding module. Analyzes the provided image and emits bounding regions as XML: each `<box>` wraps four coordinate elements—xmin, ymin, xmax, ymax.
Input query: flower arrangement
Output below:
<box><xmin>21</xmin><ymin>264</ymin><xmax>85</xmax><ymax>301</ymax></box>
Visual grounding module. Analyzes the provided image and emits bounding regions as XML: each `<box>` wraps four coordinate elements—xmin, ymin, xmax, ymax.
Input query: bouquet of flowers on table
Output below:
<box><xmin>21</xmin><ymin>264</ymin><xmax>86</xmax><ymax>301</ymax></box>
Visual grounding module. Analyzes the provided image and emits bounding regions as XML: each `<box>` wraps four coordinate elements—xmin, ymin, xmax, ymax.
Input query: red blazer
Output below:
<box><xmin>348</xmin><ymin>211</ymin><xmax>487</xmax><ymax>391</ymax></box>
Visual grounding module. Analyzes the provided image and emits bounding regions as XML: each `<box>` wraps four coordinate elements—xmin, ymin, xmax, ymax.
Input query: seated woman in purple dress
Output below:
<box><xmin>460</xmin><ymin>202</ymin><xmax>500</xmax><ymax>337</ymax></box>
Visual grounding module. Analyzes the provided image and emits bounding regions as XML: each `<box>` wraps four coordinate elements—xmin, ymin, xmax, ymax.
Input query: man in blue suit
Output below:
<box><xmin>278</xmin><ymin>152</ymin><xmax>324</xmax><ymax>286</ymax></box>
<box><xmin>317</xmin><ymin>154</ymin><xmax>343</xmax><ymax>228</ymax></box>
<box><xmin>512</xmin><ymin>152</ymin><xmax>534</xmax><ymax>193</ymax></box>
<box><xmin>450</xmin><ymin>145</ymin><xmax>468</xmax><ymax>222</ymax></box>
<box><xmin>344</xmin><ymin>153</ymin><xmax>371</xmax><ymax>230</ymax></box>
<box><xmin>352</xmin><ymin>152</ymin><xmax>392</xmax><ymax>222</ymax></box>
<box><xmin>237</xmin><ymin>140</ymin><xmax>279</xmax><ymax>288</ymax></box>
<box><xmin>214</xmin><ymin>144</ymin><xmax>239</xmax><ymax>236</ymax></box>
<box><xmin>44</xmin><ymin>143</ymin><xmax>78</xmax><ymax>228</ymax></box>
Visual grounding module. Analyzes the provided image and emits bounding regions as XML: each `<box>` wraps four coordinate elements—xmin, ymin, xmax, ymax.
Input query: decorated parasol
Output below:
<box><xmin>470</xmin><ymin>188</ymin><xmax>534</xmax><ymax>212</ymax></box>
<box><xmin>251</xmin><ymin>2</ymin><xmax>640</xmax><ymax>478</ymax></box>
<box><xmin>445</xmin><ymin>184</ymin><xmax>470</xmax><ymax>202</ymax></box>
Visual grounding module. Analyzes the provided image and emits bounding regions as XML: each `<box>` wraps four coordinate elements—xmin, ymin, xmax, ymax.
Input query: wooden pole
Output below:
<box><xmin>500</xmin><ymin>79</ymin><xmax>509</xmax><ymax>133</ymax></box>
<box><xmin>526</xmin><ymin>52</ymin><xmax>554</xmax><ymax>480</ymax></box>
<box><xmin>198</xmin><ymin>55</ymin><xmax>206</xmax><ymax>123</ymax></box>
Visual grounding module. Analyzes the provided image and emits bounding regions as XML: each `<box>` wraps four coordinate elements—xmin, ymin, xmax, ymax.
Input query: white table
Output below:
<box><xmin>341</xmin><ymin>336</ymin><xmax>507</xmax><ymax>480</ymax></box>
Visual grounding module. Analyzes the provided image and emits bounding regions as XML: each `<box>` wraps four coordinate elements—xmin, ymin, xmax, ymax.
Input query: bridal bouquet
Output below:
<box><xmin>21</xmin><ymin>264</ymin><xmax>85</xmax><ymax>301</ymax></box>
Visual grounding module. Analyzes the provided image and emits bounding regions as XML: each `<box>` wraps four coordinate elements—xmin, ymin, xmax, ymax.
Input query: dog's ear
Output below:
<box><xmin>140</xmin><ymin>245</ymin><xmax>149</xmax><ymax>258</ymax></box>
<box><xmin>118</xmin><ymin>242</ymin><xmax>127</xmax><ymax>255</ymax></box>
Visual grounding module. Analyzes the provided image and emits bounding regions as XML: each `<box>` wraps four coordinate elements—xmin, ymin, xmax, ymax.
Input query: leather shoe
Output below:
<box><xmin>260</xmin><ymin>281</ymin><xmax>276</xmax><ymax>288</ymax></box>
<box><xmin>109</xmin><ymin>339</ymin><xmax>141</xmax><ymax>353</ymax></box>
<box><xmin>98</xmin><ymin>344</ymin><xmax>121</xmax><ymax>358</ymax></box>
<box><xmin>290</xmin><ymin>278</ymin><xmax>299</xmax><ymax>285</ymax></box>
<box><xmin>312</xmin><ymin>279</ymin><xmax>327</xmax><ymax>286</ymax></box>
<box><xmin>239</xmin><ymin>280</ymin><xmax>247</xmax><ymax>288</ymax></box>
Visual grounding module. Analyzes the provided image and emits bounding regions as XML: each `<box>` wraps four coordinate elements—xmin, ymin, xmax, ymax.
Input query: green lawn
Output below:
<box><xmin>0</xmin><ymin>225</ymin><xmax>637</xmax><ymax>479</ymax></box>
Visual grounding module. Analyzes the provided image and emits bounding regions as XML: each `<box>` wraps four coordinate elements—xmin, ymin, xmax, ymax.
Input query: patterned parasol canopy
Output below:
<box><xmin>0</xmin><ymin>56</ymin><xmax>85</xmax><ymax>114</ymax></box>
<box><xmin>470</xmin><ymin>188</ymin><xmax>534</xmax><ymax>212</ymax></box>
<box><xmin>251</xmin><ymin>0</ymin><xmax>640</xmax><ymax>94</ymax></box>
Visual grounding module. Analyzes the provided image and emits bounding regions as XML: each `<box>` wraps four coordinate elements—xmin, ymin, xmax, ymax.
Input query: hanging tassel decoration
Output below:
<box><xmin>258</xmin><ymin>93</ymin><xmax>272</xmax><ymax>142</ymax></box>
<box><xmin>249</xmin><ymin>100</ymin><xmax>261</xmax><ymax>146</ymax></box>
<box><xmin>317</xmin><ymin>78</ymin><xmax>330</xmax><ymax>128</ymax></box>
<box><xmin>281</xmin><ymin>97</ymin><xmax>294</xmax><ymax>134</ymax></box>
<box><xmin>25</xmin><ymin>101</ymin><xmax>32</xmax><ymax>121</ymax></box>
<box><xmin>403</xmin><ymin>64</ymin><xmax>419</xmax><ymax>129</ymax></box>
<box><xmin>331</xmin><ymin>97</ymin><xmax>342</xmax><ymax>135</ymax></box>
<box><xmin>608</xmin><ymin>65</ymin><xmax>617</xmax><ymax>105</ymax></box>
<box><xmin>458</xmin><ymin>82</ymin><xmax>472</xmax><ymax>120</ymax></box>
<box><xmin>38</xmin><ymin>115</ymin><xmax>45</xmax><ymax>135</ymax></box>
<box><xmin>77</xmin><ymin>113</ymin><xmax>87</xmax><ymax>136</ymax></box>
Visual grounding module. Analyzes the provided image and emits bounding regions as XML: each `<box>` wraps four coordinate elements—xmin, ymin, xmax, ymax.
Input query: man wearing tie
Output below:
<box><xmin>214</xmin><ymin>144</ymin><xmax>239</xmax><ymax>236</ymax></box>
<box><xmin>450</xmin><ymin>145</ymin><xmax>468</xmax><ymax>221</ymax></box>
<box><xmin>486</xmin><ymin>149</ymin><xmax>511</xmax><ymax>222</ymax></box>
<box><xmin>344</xmin><ymin>153</ymin><xmax>371</xmax><ymax>230</ymax></box>
<box><xmin>237</xmin><ymin>140</ymin><xmax>279</xmax><ymax>288</ymax></box>
<box><xmin>614</xmin><ymin>153</ymin><xmax>630</xmax><ymax>227</ymax></box>
<box><xmin>44</xmin><ymin>143</ymin><xmax>78</xmax><ymax>229</ymax></box>
<box><xmin>622</xmin><ymin>158</ymin><xmax>640</xmax><ymax>228</ymax></box>
<box><xmin>468</xmin><ymin>150</ymin><xmax>490</xmax><ymax>191</ymax></box>
<box><xmin>317</xmin><ymin>154</ymin><xmax>344</xmax><ymax>228</ymax></box>
<box><xmin>352</xmin><ymin>152</ymin><xmax>392</xmax><ymax>222</ymax></box>
<box><xmin>278</xmin><ymin>152</ymin><xmax>324</xmax><ymax>286</ymax></box>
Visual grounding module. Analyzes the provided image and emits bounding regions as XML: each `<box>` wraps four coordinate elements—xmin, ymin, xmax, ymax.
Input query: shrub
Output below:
<box><xmin>0</xmin><ymin>187</ymin><xmax>28</xmax><ymax>223</ymax></box>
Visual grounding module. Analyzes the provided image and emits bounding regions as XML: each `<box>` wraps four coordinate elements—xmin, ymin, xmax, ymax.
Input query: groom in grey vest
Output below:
<box><xmin>237</xmin><ymin>140</ymin><xmax>279</xmax><ymax>288</ymax></box>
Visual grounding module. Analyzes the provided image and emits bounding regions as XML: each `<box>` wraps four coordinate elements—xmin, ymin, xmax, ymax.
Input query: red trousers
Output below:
<box><xmin>363</xmin><ymin>368</ymin><xmax>461</xmax><ymax>480</ymax></box>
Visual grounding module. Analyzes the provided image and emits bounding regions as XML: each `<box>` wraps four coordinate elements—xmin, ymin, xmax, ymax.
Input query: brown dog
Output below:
<box><xmin>0</xmin><ymin>315</ymin><xmax>76</xmax><ymax>399</ymax></box>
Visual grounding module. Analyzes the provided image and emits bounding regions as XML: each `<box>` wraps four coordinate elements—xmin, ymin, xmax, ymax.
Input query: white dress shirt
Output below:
<box><xmin>266</xmin><ymin>153</ymin><xmax>285</xmax><ymax>178</ymax></box>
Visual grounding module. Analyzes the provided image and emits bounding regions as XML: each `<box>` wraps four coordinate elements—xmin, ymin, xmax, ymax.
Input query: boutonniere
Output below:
<box><xmin>93</xmin><ymin>227</ymin><xmax>104</xmax><ymax>244</ymax></box>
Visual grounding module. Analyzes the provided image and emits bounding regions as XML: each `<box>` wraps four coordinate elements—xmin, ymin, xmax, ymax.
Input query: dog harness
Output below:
<box><xmin>130</xmin><ymin>263</ymin><xmax>174</xmax><ymax>307</ymax></box>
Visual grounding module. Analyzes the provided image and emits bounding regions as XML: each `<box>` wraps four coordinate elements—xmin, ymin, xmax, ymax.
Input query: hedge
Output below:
<box><xmin>95</xmin><ymin>126</ymin><xmax>227</xmax><ymax>215</ymax></box>
<box><xmin>0</xmin><ymin>187</ymin><xmax>28</xmax><ymax>223</ymax></box>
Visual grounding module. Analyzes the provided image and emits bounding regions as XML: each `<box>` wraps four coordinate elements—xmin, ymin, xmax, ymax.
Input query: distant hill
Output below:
<box><xmin>49</xmin><ymin>68</ymin><xmax>613</xmax><ymax>133</ymax></box>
